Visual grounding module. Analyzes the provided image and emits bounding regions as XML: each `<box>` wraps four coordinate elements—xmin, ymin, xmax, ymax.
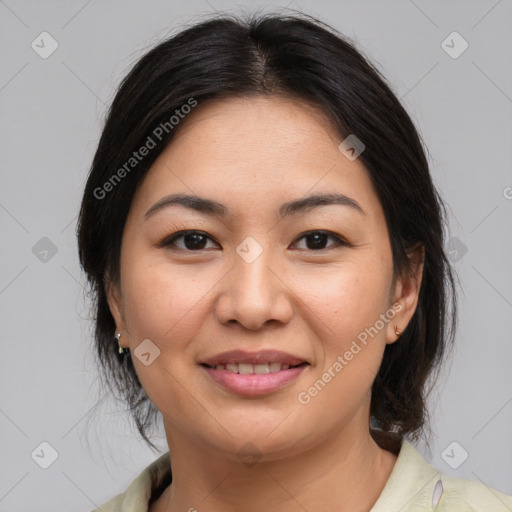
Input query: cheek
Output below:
<box><xmin>294</xmin><ymin>258</ymin><xmax>392</xmax><ymax>346</ymax></box>
<box><xmin>295</xmin><ymin>270</ymin><xmax>390</xmax><ymax>415</ymax></box>
<box><xmin>119</xmin><ymin>257</ymin><xmax>212</xmax><ymax>416</ymax></box>
<box><xmin>292</xmin><ymin>256</ymin><xmax>392</xmax><ymax>407</ymax></box>
<box><xmin>121</xmin><ymin>255</ymin><xmax>215</xmax><ymax>343</ymax></box>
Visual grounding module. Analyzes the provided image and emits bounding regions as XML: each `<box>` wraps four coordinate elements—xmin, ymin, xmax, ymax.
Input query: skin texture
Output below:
<box><xmin>107</xmin><ymin>96</ymin><xmax>424</xmax><ymax>512</ymax></box>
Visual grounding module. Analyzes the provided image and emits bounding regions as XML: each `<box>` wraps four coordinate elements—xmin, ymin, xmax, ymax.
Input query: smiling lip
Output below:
<box><xmin>199</xmin><ymin>350</ymin><xmax>309</xmax><ymax>397</ymax></box>
<box><xmin>201</xmin><ymin>364</ymin><xmax>308</xmax><ymax>396</ymax></box>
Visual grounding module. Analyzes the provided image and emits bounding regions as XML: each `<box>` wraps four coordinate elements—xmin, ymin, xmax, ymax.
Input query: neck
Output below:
<box><xmin>152</xmin><ymin>421</ymin><xmax>399</xmax><ymax>512</ymax></box>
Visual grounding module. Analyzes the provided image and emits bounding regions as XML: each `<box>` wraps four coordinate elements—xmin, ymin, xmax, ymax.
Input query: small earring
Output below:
<box><xmin>394</xmin><ymin>326</ymin><xmax>402</xmax><ymax>337</ymax></box>
<box><xmin>115</xmin><ymin>332</ymin><xmax>129</xmax><ymax>355</ymax></box>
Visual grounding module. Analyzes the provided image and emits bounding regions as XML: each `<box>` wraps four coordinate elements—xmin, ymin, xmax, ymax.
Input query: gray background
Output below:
<box><xmin>1</xmin><ymin>0</ymin><xmax>511</xmax><ymax>510</ymax></box>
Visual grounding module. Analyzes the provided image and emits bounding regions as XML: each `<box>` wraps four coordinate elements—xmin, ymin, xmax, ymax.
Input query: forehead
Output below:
<box><xmin>163</xmin><ymin>95</ymin><xmax>343</xmax><ymax>167</ymax></box>
<box><xmin>130</xmin><ymin>96</ymin><xmax>381</xmax><ymax>221</ymax></box>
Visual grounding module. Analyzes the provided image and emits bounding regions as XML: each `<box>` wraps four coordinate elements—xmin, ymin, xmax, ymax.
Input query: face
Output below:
<box><xmin>107</xmin><ymin>96</ymin><xmax>423</xmax><ymax>461</ymax></box>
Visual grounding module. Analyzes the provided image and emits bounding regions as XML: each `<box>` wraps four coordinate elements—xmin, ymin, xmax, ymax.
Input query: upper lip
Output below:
<box><xmin>200</xmin><ymin>350</ymin><xmax>308</xmax><ymax>367</ymax></box>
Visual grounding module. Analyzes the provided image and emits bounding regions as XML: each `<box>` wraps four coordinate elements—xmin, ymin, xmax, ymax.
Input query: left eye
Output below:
<box><xmin>291</xmin><ymin>231</ymin><xmax>347</xmax><ymax>251</ymax></box>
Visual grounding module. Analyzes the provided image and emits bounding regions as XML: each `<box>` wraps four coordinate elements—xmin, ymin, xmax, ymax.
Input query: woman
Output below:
<box><xmin>77</xmin><ymin>11</ymin><xmax>512</xmax><ymax>512</ymax></box>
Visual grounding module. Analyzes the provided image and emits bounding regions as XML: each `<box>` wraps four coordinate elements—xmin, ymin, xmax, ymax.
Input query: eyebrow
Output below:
<box><xmin>144</xmin><ymin>192</ymin><xmax>365</xmax><ymax>220</ymax></box>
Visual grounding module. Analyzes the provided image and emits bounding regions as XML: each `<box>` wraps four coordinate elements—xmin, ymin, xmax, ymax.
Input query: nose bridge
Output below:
<box><xmin>216</xmin><ymin>235</ymin><xmax>292</xmax><ymax>329</ymax></box>
<box><xmin>234</xmin><ymin>235</ymin><xmax>278</xmax><ymax>304</ymax></box>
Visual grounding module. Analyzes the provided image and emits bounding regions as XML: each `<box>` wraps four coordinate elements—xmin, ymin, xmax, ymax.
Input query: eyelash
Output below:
<box><xmin>157</xmin><ymin>230</ymin><xmax>350</xmax><ymax>252</ymax></box>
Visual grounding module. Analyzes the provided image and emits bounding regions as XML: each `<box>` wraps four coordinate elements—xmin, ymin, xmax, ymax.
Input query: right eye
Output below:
<box><xmin>159</xmin><ymin>230</ymin><xmax>221</xmax><ymax>251</ymax></box>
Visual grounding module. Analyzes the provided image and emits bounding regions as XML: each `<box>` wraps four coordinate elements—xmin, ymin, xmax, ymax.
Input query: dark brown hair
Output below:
<box><xmin>77</xmin><ymin>11</ymin><xmax>457</xmax><ymax>452</ymax></box>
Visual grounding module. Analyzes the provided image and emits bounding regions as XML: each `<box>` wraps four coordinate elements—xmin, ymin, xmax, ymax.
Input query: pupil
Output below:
<box><xmin>185</xmin><ymin>233</ymin><xmax>206</xmax><ymax>250</ymax></box>
<box><xmin>307</xmin><ymin>233</ymin><xmax>327</xmax><ymax>250</ymax></box>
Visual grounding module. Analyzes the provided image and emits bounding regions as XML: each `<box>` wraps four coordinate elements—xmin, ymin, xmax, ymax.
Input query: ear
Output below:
<box><xmin>386</xmin><ymin>244</ymin><xmax>425</xmax><ymax>344</ymax></box>
<box><xmin>105</xmin><ymin>276</ymin><xmax>126</xmax><ymax>335</ymax></box>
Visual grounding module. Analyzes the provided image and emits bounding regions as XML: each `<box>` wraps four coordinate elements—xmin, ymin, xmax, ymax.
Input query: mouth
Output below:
<box><xmin>198</xmin><ymin>350</ymin><xmax>310</xmax><ymax>396</ymax></box>
<box><xmin>200</xmin><ymin>361</ymin><xmax>308</xmax><ymax>374</ymax></box>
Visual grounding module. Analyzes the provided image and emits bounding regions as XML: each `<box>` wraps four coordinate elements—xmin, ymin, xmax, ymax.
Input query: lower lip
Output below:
<box><xmin>201</xmin><ymin>365</ymin><xmax>307</xmax><ymax>396</ymax></box>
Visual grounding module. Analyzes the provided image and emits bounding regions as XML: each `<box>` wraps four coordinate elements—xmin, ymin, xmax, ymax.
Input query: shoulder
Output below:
<box><xmin>371</xmin><ymin>438</ymin><xmax>512</xmax><ymax>511</ymax></box>
<box><xmin>437</xmin><ymin>473</ymin><xmax>512</xmax><ymax>511</ymax></box>
<box><xmin>91</xmin><ymin>492</ymin><xmax>125</xmax><ymax>512</ymax></box>
<box><xmin>90</xmin><ymin>452</ymin><xmax>172</xmax><ymax>512</ymax></box>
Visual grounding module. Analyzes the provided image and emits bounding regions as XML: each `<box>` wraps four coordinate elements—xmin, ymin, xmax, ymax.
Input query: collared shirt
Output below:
<box><xmin>92</xmin><ymin>439</ymin><xmax>512</xmax><ymax>511</ymax></box>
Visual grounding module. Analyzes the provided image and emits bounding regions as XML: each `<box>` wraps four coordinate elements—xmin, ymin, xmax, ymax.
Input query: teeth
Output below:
<box><xmin>212</xmin><ymin>362</ymin><xmax>296</xmax><ymax>374</ymax></box>
<box><xmin>238</xmin><ymin>363</ymin><xmax>253</xmax><ymax>375</ymax></box>
<box><xmin>269</xmin><ymin>362</ymin><xmax>282</xmax><ymax>373</ymax></box>
<box><xmin>254</xmin><ymin>364</ymin><xmax>270</xmax><ymax>374</ymax></box>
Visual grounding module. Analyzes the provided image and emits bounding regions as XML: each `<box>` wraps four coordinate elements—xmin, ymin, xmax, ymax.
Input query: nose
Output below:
<box><xmin>214</xmin><ymin>245</ymin><xmax>293</xmax><ymax>331</ymax></box>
